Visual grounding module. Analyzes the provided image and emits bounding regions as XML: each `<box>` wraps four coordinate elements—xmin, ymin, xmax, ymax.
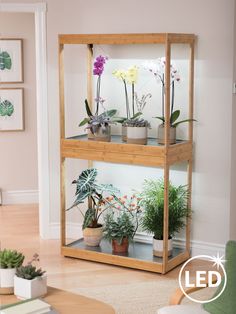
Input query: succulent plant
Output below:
<box><xmin>0</xmin><ymin>249</ymin><xmax>24</xmax><ymax>269</ymax></box>
<box><xmin>15</xmin><ymin>253</ymin><xmax>46</xmax><ymax>280</ymax></box>
<box><xmin>123</xmin><ymin>117</ymin><xmax>150</xmax><ymax>128</ymax></box>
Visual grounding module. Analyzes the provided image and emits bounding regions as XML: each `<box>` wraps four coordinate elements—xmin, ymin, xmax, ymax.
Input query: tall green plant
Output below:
<box><xmin>140</xmin><ymin>179</ymin><xmax>191</xmax><ymax>240</ymax></box>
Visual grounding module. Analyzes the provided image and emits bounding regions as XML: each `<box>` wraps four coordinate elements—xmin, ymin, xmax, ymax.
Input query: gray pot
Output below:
<box><xmin>126</xmin><ymin>126</ymin><xmax>147</xmax><ymax>145</ymax></box>
<box><xmin>87</xmin><ymin>125</ymin><xmax>111</xmax><ymax>142</ymax></box>
<box><xmin>157</xmin><ymin>124</ymin><xmax>176</xmax><ymax>145</ymax></box>
<box><xmin>122</xmin><ymin>125</ymin><xmax>127</xmax><ymax>142</ymax></box>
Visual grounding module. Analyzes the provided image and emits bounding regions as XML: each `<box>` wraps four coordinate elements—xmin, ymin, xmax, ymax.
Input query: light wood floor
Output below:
<box><xmin>0</xmin><ymin>204</ymin><xmax>211</xmax><ymax>307</ymax></box>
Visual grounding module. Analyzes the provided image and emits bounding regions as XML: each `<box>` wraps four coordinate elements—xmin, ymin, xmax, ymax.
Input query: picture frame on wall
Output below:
<box><xmin>0</xmin><ymin>39</ymin><xmax>23</xmax><ymax>83</ymax></box>
<box><xmin>0</xmin><ymin>88</ymin><xmax>24</xmax><ymax>131</ymax></box>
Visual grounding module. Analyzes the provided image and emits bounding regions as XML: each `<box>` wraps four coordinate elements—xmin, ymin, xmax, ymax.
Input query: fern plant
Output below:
<box><xmin>68</xmin><ymin>168</ymin><xmax>119</xmax><ymax>229</ymax></box>
<box><xmin>140</xmin><ymin>179</ymin><xmax>191</xmax><ymax>240</ymax></box>
<box><xmin>0</xmin><ymin>249</ymin><xmax>24</xmax><ymax>269</ymax></box>
<box><xmin>16</xmin><ymin>254</ymin><xmax>46</xmax><ymax>280</ymax></box>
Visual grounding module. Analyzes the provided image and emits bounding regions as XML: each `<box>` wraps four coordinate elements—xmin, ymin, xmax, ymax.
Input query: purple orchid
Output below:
<box><xmin>93</xmin><ymin>55</ymin><xmax>108</xmax><ymax>76</ymax></box>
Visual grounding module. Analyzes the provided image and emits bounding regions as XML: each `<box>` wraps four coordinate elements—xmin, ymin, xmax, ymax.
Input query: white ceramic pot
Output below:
<box><xmin>153</xmin><ymin>238</ymin><xmax>173</xmax><ymax>257</ymax></box>
<box><xmin>126</xmin><ymin>126</ymin><xmax>147</xmax><ymax>145</ymax></box>
<box><xmin>157</xmin><ymin>124</ymin><xmax>176</xmax><ymax>145</ymax></box>
<box><xmin>14</xmin><ymin>275</ymin><xmax>47</xmax><ymax>300</ymax></box>
<box><xmin>87</xmin><ymin>126</ymin><xmax>111</xmax><ymax>142</ymax></box>
<box><xmin>83</xmin><ymin>226</ymin><xmax>103</xmax><ymax>247</ymax></box>
<box><xmin>0</xmin><ymin>268</ymin><xmax>16</xmax><ymax>295</ymax></box>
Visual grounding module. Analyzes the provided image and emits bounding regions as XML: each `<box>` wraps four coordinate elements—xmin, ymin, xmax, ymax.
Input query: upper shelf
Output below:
<box><xmin>61</xmin><ymin>135</ymin><xmax>192</xmax><ymax>167</ymax></box>
<box><xmin>58</xmin><ymin>33</ymin><xmax>196</xmax><ymax>45</ymax></box>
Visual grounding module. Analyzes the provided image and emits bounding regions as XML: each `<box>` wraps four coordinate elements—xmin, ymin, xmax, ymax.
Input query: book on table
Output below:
<box><xmin>0</xmin><ymin>298</ymin><xmax>57</xmax><ymax>314</ymax></box>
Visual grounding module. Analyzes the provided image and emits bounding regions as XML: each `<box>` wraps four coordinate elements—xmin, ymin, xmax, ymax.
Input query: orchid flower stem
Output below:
<box><xmin>171</xmin><ymin>81</ymin><xmax>174</xmax><ymax>119</ymax></box>
<box><xmin>123</xmin><ymin>79</ymin><xmax>130</xmax><ymax>119</ymax></box>
<box><xmin>162</xmin><ymin>79</ymin><xmax>165</xmax><ymax>120</ymax></box>
<box><xmin>132</xmin><ymin>83</ymin><xmax>135</xmax><ymax>116</ymax></box>
<box><xmin>96</xmin><ymin>75</ymin><xmax>101</xmax><ymax>115</ymax></box>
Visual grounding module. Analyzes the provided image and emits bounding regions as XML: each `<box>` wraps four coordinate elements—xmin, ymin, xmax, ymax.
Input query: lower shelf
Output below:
<box><xmin>61</xmin><ymin>239</ymin><xmax>189</xmax><ymax>274</ymax></box>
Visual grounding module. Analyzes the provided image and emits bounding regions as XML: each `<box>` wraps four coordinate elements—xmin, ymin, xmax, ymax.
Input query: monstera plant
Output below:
<box><xmin>0</xmin><ymin>100</ymin><xmax>14</xmax><ymax>117</ymax></box>
<box><xmin>0</xmin><ymin>51</ymin><xmax>12</xmax><ymax>70</ymax></box>
<box><xmin>68</xmin><ymin>168</ymin><xmax>119</xmax><ymax>246</ymax></box>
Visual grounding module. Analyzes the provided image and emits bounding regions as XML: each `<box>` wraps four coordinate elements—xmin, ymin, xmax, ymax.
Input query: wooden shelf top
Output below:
<box><xmin>61</xmin><ymin>135</ymin><xmax>192</xmax><ymax>167</ymax></box>
<box><xmin>59</xmin><ymin>33</ymin><xmax>196</xmax><ymax>45</ymax></box>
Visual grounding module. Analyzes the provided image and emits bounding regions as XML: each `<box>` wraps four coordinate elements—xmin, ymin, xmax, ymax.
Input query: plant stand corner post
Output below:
<box><xmin>186</xmin><ymin>39</ymin><xmax>195</xmax><ymax>256</ymax></box>
<box><xmin>87</xmin><ymin>43</ymin><xmax>94</xmax><ymax>171</ymax></box>
<box><xmin>162</xmin><ymin>34</ymin><xmax>171</xmax><ymax>274</ymax></box>
<box><xmin>59</xmin><ymin>36</ymin><xmax>66</xmax><ymax>247</ymax></box>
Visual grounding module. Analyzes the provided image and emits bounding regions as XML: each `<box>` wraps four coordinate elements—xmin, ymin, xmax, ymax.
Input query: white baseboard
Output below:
<box><xmin>134</xmin><ymin>232</ymin><xmax>225</xmax><ymax>256</ymax></box>
<box><xmin>1</xmin><ymin>190</ymin><xmax>39</xmax><ymax>205</ymax></box>
<box><xmin>47</xmin><ymin>224</ymin><xmax>226</xmax><ymax>256</ymax></box>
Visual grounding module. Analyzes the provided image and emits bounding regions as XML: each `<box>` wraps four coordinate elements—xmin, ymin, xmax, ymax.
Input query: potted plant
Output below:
<box><xmin>68</xmin><ymin>168</ymin><xmax>119</xmax><ymax>246</ymax></box>
<box><xmin>103</xmin><ymin>195</ymin><xmax>141</xmax><ymax>253</ymax></box>
<box><xmin>143</xmin><ymin>58</ymin><xmax>195</xmax><ymax>144</ymax></box>
<box><xmin>140</xmin><ymin>179</ymin><xmax>190</xmax><ymax>257</ymax></box>
<box><xmin>0</xmin><ymin>249</ymin><xmax>24</xmax><ymax>295</ymax></box>
<box><xmin>113</xmin><ymin>66</ymin><xmax>151</xmax><ymax>144</ymax></box>
<box><xmin>14</xmin><ymin>253</ymin><xmax>46</xmax><ymax>299</ymax></box>
<box><xmin>79</xmin><ymin>55</ymin><xmax>117</xmax><ymax>142</ymax></box>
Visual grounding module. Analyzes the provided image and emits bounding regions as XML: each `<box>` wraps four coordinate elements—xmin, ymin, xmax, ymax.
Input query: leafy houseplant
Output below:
<box><xmin>103</xmin><ymin>195</ymin><xmax>141</xmax><ymax>253</ymax></box>
<box><xmin>0</xmin><ymin>249</ymin><xmax>24</xmax><ymax>295</ymax></box>
<box><xmin>14</xmin><ymin>254</ymin><xmax>47</xmax><ymax>299</ymax></box>
<box><xmin>143</xmin><ymin>58</ymin><xmax>195</xmax><ymax>144</ymax></box>
<box><xmin>68</xmin><ymin>168</ymin><xmax>119</xmax><ymax>246</ymax></box>
<box><xmin>140</xmin><ymin>179</ymin><xmax>190</xmax><ymax>257</ymax></box>
<box><xmin>79</xmin><ymin>55</ymin><xmax>117</xmax><ymax>142</ymax></box>
<box><xmin>113</xmin><ymin>67</ymin><xmax>151</xmax><ymax>145</ymax></box>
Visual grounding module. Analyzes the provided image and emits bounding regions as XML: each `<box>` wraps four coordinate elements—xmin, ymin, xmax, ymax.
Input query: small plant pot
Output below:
<box><xmin>0</xmin><ymin>268</ymin><xmax>16</xmax><ymax>295</ymax></box>
<box><xmin>126</xmin><ymin>126</ymin><xmax>147</xmax><ymax>145</ymax></box>
<box><xmin>112</xmin><ymin>238</ymin><xmax>129</xmax><ymax>254</ymax></box>
<box><xmin>157</xmin><ymin>124</ymin><xmax>176</xmax><ymax>145</ymax></box>
<box><xmin>14</xmin><ymin>275</ymin><xmax>47</xmax><ymax>300</ymax></box>
<box><xmin>83</xmin><ymin>225</ymin><xmax>103</xmax><ymax>247</ymax></box>
<box><xmin>153</xmin><ymin>237</ymin><xmax>173</xmax><ymax>257</ymax></box>
<box><xmin>87</xmin><ymin>126</ymin><xmax>111</xmax><ymax>142</ymax></box>
<box><xmin>122</xmin><ymin>125</ymin><xmax>127</xmax><ymax>142</ymax></box>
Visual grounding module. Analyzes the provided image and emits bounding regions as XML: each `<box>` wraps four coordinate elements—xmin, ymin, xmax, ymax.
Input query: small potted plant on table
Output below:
<box><xmin>103</xmin><ymin>195</ymin><xmax>141</xmax><ymax>253</ymax></box>
<box><xmin>113</xmin><ymin>66</ymin><xmax>151</xmax><ymax>144</ymax></box>
<box><xmin>140</xmin><ymin>179</ymin><xmax>190</xmax><ymax>257</ymax></box>
<box><xmin>14</xmin><ymin>253</ymin><xmax>46</xmax><ymax>299</ymax></box>
<box><xmin>79</xmin><ymin>55</ymin><xmax>117</xmax><ymax>142</ymax></box>
<box><xmin>0</xmin><ymin>249</ymin><xmax>24</xmax><ymax>295</ymax></box>
<box><xmin>68</xmin><ymin>168</ymin><xmax>119</xmax><ymax>247</ymax></box>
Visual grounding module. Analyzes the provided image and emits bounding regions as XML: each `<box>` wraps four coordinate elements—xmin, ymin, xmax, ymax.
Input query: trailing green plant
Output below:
<box><xmin>0</xmin><ymin>249</ymin><xmax>24</xmax><ymax>269</ymax></box>
<box><xmin>140</xmin><ymin>179</ymin><xmax>191</xmax><ymax>240</ymax></box>
<box><xmin>16</xmin><ymin>254</ymin><xmax>46</xmax><ymax>280</ymax></box>
<box><xmin>67</xmin><ymin>168</ymin><xmax>119</xmax><ymax>229</ymax></box>
<box><xmin>103</xmin><ymin>194</ymin><xmax>142</xmax><ymax>244</ymax></box>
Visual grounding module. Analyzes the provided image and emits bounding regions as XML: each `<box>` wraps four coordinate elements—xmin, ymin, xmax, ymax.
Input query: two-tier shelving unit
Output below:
<box><xmin>59</xmin><ymin>33</ymin><xmax>196</xmax><ymax>274</ymax></box>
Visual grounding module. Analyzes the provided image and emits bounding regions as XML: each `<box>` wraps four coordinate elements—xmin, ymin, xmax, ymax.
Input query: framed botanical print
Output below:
<box><xmin>0</xmin><ymin>88</ymin><xmax>24</xmax><ymax>131</ymax></box>
<box><xmin>0</xmin><ymin>39</ymin><xmax>23</xmax><ymax>83</ymax></box>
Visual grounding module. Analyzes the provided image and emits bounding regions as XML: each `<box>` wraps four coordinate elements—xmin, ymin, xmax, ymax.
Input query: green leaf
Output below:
<box><xmin>112</xmin><ymin>116</ymin><xmax>126</xmax><ymax>123</ymax></box>
<box><xmin>83</xmin><ymin>208</ymin><xmax>96</xmax><ymax>229</ymax></box>
<box><xmin>170</xmin><ymin>110</ymin><xmax>180</xmax><ymax>124</ymax></box>
<box><xmin>106</xmin><ymin>109</ymin><xmax>117</xmax><ymax>117</ymax></box>
<box><xmin>153</xmin><ymin>116</ymin><xmax>165</xmax><ymax>123</ymax></box>
<box><xmin>74</xmin><ymin>168</ymin><xmax>97</xmax><ymax>195</ymax></box>
<box><xmin>95</xmin><ymin>183</ymin><xmax>120</xmax><ymax>195</ymax></box>
<box><xmin>85</xmin><ymin>99</ymin><xmax>93</xmax><ymax>117</ymax></box>
<box><xmin>131</xmin><ymin>112</ymin><xmax>142</xmax><ymax>119</ymax></box>
<box><xmin>172</xmin><ymin>118</ymin><xmax>197</xmax><ymax>128</ymax></box>
<box><xmin>0</xmin><ymin>100</ymin><xmax>14</xmax><ymax>117</ymax></box>
<box><xmin>0</xmin><ymin>51</ymin><xmax>12</xmax><ymax>70</ymax></box>
<box><xmin>79</xmin><ymin>117</ymin><xmax>90</xmax><ymax>127</ymax></box>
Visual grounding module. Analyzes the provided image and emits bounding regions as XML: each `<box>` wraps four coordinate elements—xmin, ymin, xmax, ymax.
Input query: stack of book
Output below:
<box><xmin>0</xmin><ymin>299</ymin><xmax>58</xmax><ymax>314</ymax></box>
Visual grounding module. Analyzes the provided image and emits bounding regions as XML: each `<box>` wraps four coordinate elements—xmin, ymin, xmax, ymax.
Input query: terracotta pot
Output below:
<box><xmin>83</xmin><ymin>226</ymin><xmax>103</xmax><ymax>247</ymax></box>
<box><xmin>153</xmin><ymin>237</ymin><xmax>173</xmax><ymax>257</ymax></box>
<box><xmin>126</xmin><ymin>126</ymin><xmax>147</xmax><ymax>145</ymax></box>
<box><xmin>87</xmin><ymin>126</ymin><xmax>111</xmax><ymax>142</ymax></box>
<box><xmin>112</xmin><ymin>238</ymin><xmax>129</xmax><ymax>253</ymax></box>
<box><xmin>122</xmin><ymin>125</ymin><xmax>127</xmax><ymax>142</ymax></box>
<box><xmin>157</xmin><ymin>124</ymin><xmax>176</xmax><ymax>145</ymax></box>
